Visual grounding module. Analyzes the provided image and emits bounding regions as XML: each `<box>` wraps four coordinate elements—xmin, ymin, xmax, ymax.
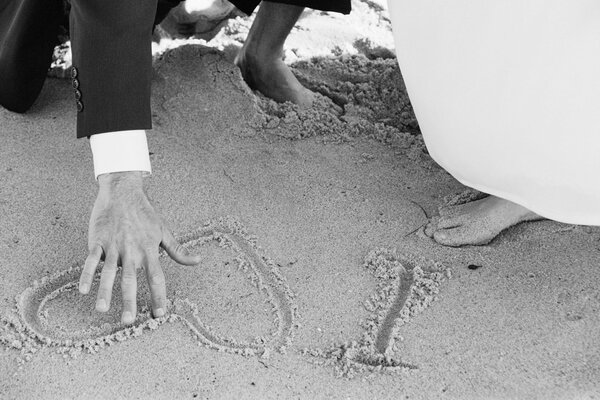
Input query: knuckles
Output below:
<box><xmin>175</xmin><ymin>244</ymin><xmax>189</xmax><ymax>256</ymax></box>
<box><xmin>120</xmin><ymin>273</ymin><xmax>137</xmax><ymax>287</ymax></box>
<box><xmin>149</xmin><ymin>273</ymin><xmax>166</xmax><ymax>287</ymax></box>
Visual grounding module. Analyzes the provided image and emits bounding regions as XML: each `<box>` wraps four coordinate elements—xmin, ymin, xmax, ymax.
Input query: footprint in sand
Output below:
<box><xmin>9</xmin><ymin>217</ymin><xmax>297</xmax><ymax>358</ymax></box>
<box><xmin>305</xmin><ymin>248</ymin><xmax>448</xmax><ymax>377</ymax></box>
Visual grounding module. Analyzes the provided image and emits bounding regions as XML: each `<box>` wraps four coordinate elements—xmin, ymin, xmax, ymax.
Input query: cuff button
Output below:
<box><xmin>72</xmin><ymin>78</ymin><xmax>80</xmax><ymax>90</ymax></box>
<box><xmin>76</xmin><ymin>100</ymin><xmax>84</xmax><ymax>113</ymax></box>
<box><xmin>71</xmin><ymin>66</ymin><xmax>78</xmax><ymax>79</ymax></box>
<box><xmin>74</xmin><ymin>89</ymin><xmax>82</xmax><ymax>101</ymax></box>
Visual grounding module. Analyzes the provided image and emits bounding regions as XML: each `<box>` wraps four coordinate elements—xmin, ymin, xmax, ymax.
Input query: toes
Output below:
<box><xmin>433</xmin><ymin>226</ymin><xmax>496</xmax><ymax>247</ymax></box>
<box><xmin>315</xmin><ymin>93</ymin><xmax>343</xmax><ymax>115</ymax></box>
<box><xmin>432</xmin><ymin>228</ymin><xmax>464</xmax><ymax>247</ymax></box>
<box><xmin>431</xmin><ymin>195</ymin><xmax>536</xmax><ymax>247</ymax></box>
<box><xmin>438</xmin><ymin>201</ymin><xmax>476</xmax><ymax>217</ymax></box>
<box><xmin>438</xmin><ymin>205</ymin><xmax>458</xmax><ymax>217</ymax></box>
<box><xmin>423</xmin><ymin>217</ymin><xmax>439</xmax><ymax>238</ymax></box>
<box><xmin>425</xmin><ymin>214</ymin><xmax>468</xmax><ymax>239</ymax></box>
<box><xmin>436</xmin><ymin>214</ymin><xmax>468</xmax><ymax>229</ymax></box>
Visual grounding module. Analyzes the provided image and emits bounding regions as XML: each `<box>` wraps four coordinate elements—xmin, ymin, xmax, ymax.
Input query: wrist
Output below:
<box><xmin>97</xmin><ymin>171</ymin><xmax>145</xmax><ymax>192</ymax></box>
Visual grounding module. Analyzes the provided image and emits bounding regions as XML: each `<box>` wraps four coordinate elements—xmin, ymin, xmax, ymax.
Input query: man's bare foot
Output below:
<box><xmin>235</xmin><ymin>50</ymin><xmax>315</xmax><ymax>106</ymax></box>
<box><xmin>235</xmin><ymin>1</ymin><xmax>315</xmax><ymax>107</ymax></box>
<box><xmin>425</xmin><ymin>195</ymin><xmax>543</xmax><ymax>247</ymax></box>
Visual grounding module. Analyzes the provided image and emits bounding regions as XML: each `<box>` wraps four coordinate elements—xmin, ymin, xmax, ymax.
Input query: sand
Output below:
<box><xmin>8</xmin><ymin>217</ymin><xmax>295</xmax><ymax>360</ymax></box>
<box><xmin>1</xmin><ymin>1</ymin><xmax>600</xmax><ymax>399</ymax></box>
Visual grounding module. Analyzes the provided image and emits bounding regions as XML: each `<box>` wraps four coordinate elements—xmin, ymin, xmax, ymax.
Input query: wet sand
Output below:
<box><xmin>1</xmin><ymin>2</ymin><xmax>600</xmax><ymax>399</ymax></box>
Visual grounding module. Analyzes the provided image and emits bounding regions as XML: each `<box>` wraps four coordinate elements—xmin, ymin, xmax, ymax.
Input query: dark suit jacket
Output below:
<box><xmin>0</xmin><ymin>0</ymin><xmax>64</xmax><ymax>113</ymax></box>
<box><xmin>0</xmin><ymin>0</ymin><xmax>350</xmax><ymax>138</ymax></box>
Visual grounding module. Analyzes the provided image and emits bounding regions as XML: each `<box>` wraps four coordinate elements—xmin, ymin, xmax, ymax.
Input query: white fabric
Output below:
<box><xmin>388</xmin><ymin>0</ymin><xmax>600</xmax><ymax>225</ymax></box>
<box><xmin>89</xmin><ymin>130</ymin><xmax>152</xmax><ymax>179</ymax></box>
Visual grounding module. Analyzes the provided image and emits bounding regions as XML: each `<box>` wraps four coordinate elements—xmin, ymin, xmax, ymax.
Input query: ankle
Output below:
<box><xmin>241</xmin><ymin>41</ymin><xmax>283</xmax><ymax>65</ymax></box>
<box><xmin>496</xmin><ymin>197</ymin><xmax>540</xmax><ymax>222</ymax></box>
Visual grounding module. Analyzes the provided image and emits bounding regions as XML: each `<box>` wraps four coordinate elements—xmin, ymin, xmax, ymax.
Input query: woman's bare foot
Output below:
<box><xmin>426</xmin><ymin>195</ymin><xmax>543</xmax><ymax>247</ymax></box>
<box><xmin>234</xmin><ymin>2</ymin><xmax>315</xmax><ymax>107</ymax></box>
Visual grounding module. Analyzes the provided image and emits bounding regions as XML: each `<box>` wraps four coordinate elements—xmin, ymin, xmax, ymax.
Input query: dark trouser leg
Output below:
<box><xmin>0</xmin><ymin>0</ymin><xmax>63</xmax><ymax>113</ymax></box>
<box><xmin>231</xmin><ymin>0</ymin><xmax>350</xmax><ymax>106</ymax></box>
<box><xmin>69</xmin><ymin>0</ymin><xmax>157</xmax><ymax>138</ymax></box>
<box><xmin>155</xmin><ymin>0</ymin><xmax>184</xmax><ymax>26</ymax></box>
<box><xmin>229</xmin><ymin>0</ymin><xmax>351</xmax><ymax>15</ymax></box>
<box><xmin>244</xmin><ymin>1</ymin><xmax>304</xmax><ymax>60</ymax></box>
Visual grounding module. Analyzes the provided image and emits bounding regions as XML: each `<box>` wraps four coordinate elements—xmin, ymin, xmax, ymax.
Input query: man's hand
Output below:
<box><xmin>78</xmin><ymin>171</ymin><xmax>200</xmax><ymax>324</ymax></box>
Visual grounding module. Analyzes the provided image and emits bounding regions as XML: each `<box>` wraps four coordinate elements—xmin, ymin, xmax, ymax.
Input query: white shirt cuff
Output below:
<box><xmin>89</xmin><ymin>130</ymin><xmax>152</xmax><ymax>179</ymax></box>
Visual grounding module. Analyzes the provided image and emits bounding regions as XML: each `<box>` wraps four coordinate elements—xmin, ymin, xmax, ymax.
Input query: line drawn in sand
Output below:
<box><xmin>2</xmin><ymin>217</ymin><xmax>297</xmax><ymax>360</ymax></box>
<box><xmin>0</xmin><ymin>218</ymin><xmax>448</xmax><ymax>379</ymax></box>
<box><xmin>303</xmin><ymin>248</ymin><xmax>449</xmax><ymax>377</ymax></box>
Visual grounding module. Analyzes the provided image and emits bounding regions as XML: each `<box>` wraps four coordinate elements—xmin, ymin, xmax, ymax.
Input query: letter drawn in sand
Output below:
<box><xmin>7</xmin><ymin>217</ymin><xmax>297</xmax><ymax>359</ymax></box>
<box><xmin>304</xmin><ymin>248</ymin><xmax>448</xmax><ymax>377</ymax></box>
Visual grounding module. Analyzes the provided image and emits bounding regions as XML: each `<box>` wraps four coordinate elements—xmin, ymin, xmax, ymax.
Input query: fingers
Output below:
<box><xmin>145</xmin><ymin>253</ymin><xmax>167</xmax><ymax>318</ymax></box>
<box><xmin>95</xmin><ymin>250</ymin><xmax>119</xmax><ymax>312</ymax></box>
<box><xmin>121</xmin><ymin>259</ymin><xmax>138</xmax><ymax>325</ymax></box>
<box><xmin>161</xmin><ymin>228</ymin><xmax>201</xmax><ymax>266</ymax></box>
<box><xmin>80</xmin><ymin>245</ymin><xmax>103</xmax><ymax>294</ymax></box>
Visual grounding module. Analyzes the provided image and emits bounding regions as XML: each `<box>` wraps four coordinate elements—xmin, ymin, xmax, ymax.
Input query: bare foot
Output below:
<box><xmin>234</xmin><ymin>2</ymin><xmax>315</xmax><ymax>107</ymax></box>
<box><xmin>426</xmin><ymin>195</ymin><xmax>543</xmax><ymax>247</ymax></box>
<box><xmin>235</xmin><ymin>49</ymin><xmax>315</xmax><ymax>107</ymax></box>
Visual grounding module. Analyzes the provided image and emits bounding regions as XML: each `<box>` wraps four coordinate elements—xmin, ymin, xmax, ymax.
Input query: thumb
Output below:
<box><xmin>160</xmin><ymin>227</ymin><xmax>201</xmax><ymax>266</ymax></box>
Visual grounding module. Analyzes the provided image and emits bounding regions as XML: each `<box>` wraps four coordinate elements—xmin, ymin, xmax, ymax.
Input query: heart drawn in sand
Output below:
<box><xmin>15</xmin><ymin>217</ymin><xmax>297</xmax><ymax>358</ymax></box>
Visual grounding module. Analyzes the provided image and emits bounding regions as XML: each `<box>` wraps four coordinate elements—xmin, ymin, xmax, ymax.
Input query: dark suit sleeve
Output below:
<box><xmin>0</xmin><ymin>0</ymin><xmax>63</xmax><ymax>113</ymax></box>
<box><xmin>69</xmin><ymin>0</ymin><xmax>158</xmax><ymax>138</ymax></box>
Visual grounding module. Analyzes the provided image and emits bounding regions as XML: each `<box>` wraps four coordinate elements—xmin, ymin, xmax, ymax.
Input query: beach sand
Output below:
<box><xmin>1</xmin><ymin>1</ymin><xmax>600</xmax><ymax>399</ymax></box>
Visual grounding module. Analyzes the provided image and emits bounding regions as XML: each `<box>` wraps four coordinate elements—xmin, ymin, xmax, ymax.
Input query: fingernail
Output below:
<box><xmin>122</xmin><ymin>312</ymin><xmax>134</xmax><ymax>324</ymax></box>
<box><xmin>79</xmin><ymin>283</ymin><xmax>89</xmax><ymax>294</ymax></box>
<box><xmin>154</xmin><ymin>308</ymin><xmax>165</xmax><ymax>318</ymax></box>
<box><xmin>96</xmin><ymin>299</ymin><xmax>107</xmax><ymax>312</ymax></box>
